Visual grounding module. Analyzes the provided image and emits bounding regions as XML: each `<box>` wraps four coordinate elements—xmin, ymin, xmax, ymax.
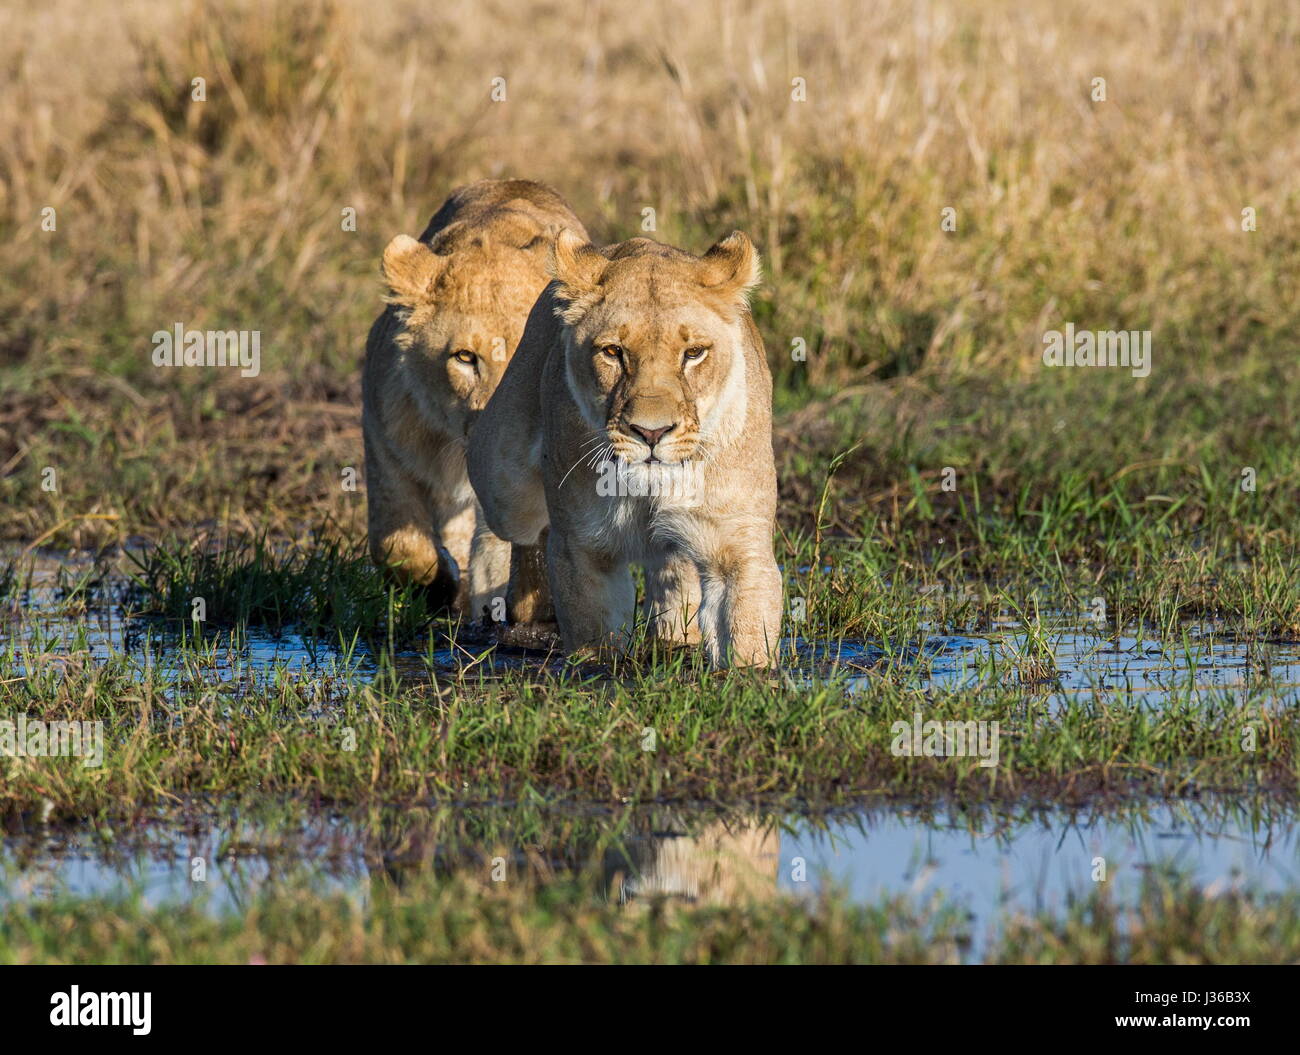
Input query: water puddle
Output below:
<box><xmin>7</xmin><ymin>550</ymin><xmax>1298</xmax><ymax>710</ymax></box>
<box><xmin>6</xmin><ymin>550</ymin><xmax>1298</xmax><ymax>959</ymax></box>
<box><xmin>2</xmin><ymin>800</ymin><xmax>1294</xmax><ymax>960</ymax></box>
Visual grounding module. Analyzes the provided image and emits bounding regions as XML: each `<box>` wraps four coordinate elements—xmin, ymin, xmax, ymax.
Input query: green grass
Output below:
<box><xmin>3</xmin><ymin>868</ymin><xmax>1296</xmax><ymax>965</ymax></box>
<box><xmin>5</xmin><ymin>373</ymin><xmax>1299</xmax><ymax>821</ymax></box>
<box><xmin>2</xmin><ymin>592</ymin><xmax>1296</xmax><ymax>820</ymax></box>
<box><xmin>121</xmin><ymin>534</ymin><xmax>447</xmax><ymax>644</ymax></box>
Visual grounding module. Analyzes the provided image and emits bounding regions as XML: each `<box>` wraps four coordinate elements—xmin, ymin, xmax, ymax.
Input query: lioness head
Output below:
<box><xmin>381</xmin><ymin>212</ymin><xmax>558</xmax><ymax>440</ymax></box>
<box><xmin>548</xmin><ymin>231</ymin><xmax>760</xmax><ymax>471</ymax></box>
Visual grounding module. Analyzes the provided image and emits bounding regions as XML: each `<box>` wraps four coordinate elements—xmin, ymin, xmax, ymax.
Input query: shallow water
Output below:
<box><xmin>2</xmin><ymin>801</ymin><xmax>1295</xmax><ymax>959</ymax></box>
<box><xmin>5</xmin><ymin>550</ymin><xmax>1300</xmax><ymax>960</ymax></box>
<box><xmin>7</xmin><ymin>552</ymin><xmax>1300</xmax><ymax>713</ymax></box>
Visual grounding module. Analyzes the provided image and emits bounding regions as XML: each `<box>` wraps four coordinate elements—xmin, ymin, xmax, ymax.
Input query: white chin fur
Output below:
<box><xmin>601</xmin><ymin>457</ymin><xmax>706</xmax><ymax>507</ymax></box>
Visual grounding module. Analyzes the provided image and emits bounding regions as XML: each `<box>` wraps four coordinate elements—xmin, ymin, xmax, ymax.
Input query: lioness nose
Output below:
<box><xmin>628</xmin><ymin>422</ymin><xmax>676</xmax><ymax>449</ymax></box>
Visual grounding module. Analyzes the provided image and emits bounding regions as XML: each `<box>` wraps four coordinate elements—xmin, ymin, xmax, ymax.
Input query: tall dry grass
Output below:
<box><xmin>3</xmin><ymin>0</ymin><xmax>1297</xmax><ymax>378</ymax></box>
<box><xmin>0</xmin><ymin>0</ymin><xmax>1297</xmax><ymax>543</ymax></box>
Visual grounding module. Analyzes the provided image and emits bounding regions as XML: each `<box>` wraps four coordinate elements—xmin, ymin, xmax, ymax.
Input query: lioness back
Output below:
<box><xmin>362</xmin><ymin>179</ymin><xmax>588</xmax><ymax>615</ymax></box>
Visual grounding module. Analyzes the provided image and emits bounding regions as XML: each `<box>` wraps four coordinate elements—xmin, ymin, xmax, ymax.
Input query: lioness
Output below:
<box><xmin>362</xmin><ymin>179</ymin><xmax>588</xmax><ymax>614</ymax></box>
<box><xmin>468</xmin><ymin>230</ymin><xmax>783</xmax><ymax>666</ymax></box>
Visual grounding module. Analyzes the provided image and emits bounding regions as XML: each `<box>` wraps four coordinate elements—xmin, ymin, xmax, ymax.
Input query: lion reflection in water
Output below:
<box><xmin>605</xmin><ymin>819</ymin><xmax>780</xmax><ymax>907</ymax></box>
<box><xmin>362</xmin><ymin>813</ymin><xmax>781</xmax><ymax>908</ymax></box>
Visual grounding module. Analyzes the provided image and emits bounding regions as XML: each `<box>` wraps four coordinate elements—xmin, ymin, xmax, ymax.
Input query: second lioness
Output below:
<box><xmin>363</xmin><ymin>179</ymin><xmax>588</xmax><ymax>615</ymax></box>
<box><xmin>468</xmin><ymin>230</ymin><xmax>783</xmax><ymax>667</ymax></box>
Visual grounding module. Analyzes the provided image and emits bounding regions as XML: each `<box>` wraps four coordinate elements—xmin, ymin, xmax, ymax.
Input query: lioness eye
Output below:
<box><xmin>683</xmin><ymin>346</ymin><xmax>709</xmax><ymax>361</ymax></box>
<box><xmin>601</xmin><ymin>345</ymin><xmax>623</xmax><ymax>359</ymax></box>
<box><xmin>452</xmin><ymin>350</ymin><xmax>476</xmax><ymax>365</ymax></box>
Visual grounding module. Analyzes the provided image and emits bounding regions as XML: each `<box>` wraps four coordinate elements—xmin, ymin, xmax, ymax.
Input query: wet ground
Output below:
<box><xmin>8</xmin><ymin>552</ymin><xmax>1300</xmax><ymax>710</ymax></box>
<box><xmin>3</xmin><ymin>801</ymin><xmax>1295</xmax><ymax>958</ymax></box>
<box><xmin>3</xmin><ymin>549</ymin><xmax>1298</xmax><ymax>959</ymax></box>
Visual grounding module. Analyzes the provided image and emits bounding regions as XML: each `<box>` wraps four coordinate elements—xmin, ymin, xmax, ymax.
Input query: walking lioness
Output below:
<box><xmin>468</xmin><ymin>230</ymin><xmax>783</xmax><ymax>666</ymax></box>
<box><xmin>362</xmin><ymin>179</ymin><xmax>587</xmax><ymax>613</ymax></box>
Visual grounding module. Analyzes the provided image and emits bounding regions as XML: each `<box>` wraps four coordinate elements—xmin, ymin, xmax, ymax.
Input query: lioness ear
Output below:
<box><xmin>548</xmin><ymin>228</ymin><xmax>607</xmax><ymax>294</ymax></box>
<box><xmin>382</xmin><ymin>234</ymin><xmax>442</xmax><ymax>306</ymax></box>
<box><xmin>489</xmin><ymin>211</ymin><xmax>551</xmax><ymax>252</ymax></box>
<box><xmin>699</xmin><ymin>230</ymin><xmax>761</xmax><ymax>304</ymax></box>
<box><xmin>518</xmin><ymin>223</ymin><xmax>563</xmax><ymax>252</ymax></box>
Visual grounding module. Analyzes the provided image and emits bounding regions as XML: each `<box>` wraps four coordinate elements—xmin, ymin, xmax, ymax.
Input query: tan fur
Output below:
<box><xmin>362</xmin><ymin>179</ymin><xmax>588</xmax><ymax>616</ymax></box>
<box><xmin>609</xmin><ymin>820</ymin><xmax>779</xmax><ymax>905</ymax></box>
<box><xmin>468</xmin><ymin>230</ymin><xmax>783</xmax><ymax>666</ymax></box>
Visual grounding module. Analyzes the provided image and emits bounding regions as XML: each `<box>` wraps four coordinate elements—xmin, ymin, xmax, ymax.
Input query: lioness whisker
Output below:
<box><xmin>585</xmin><ymin>443</ymin><xmax>614</xmax><ymax>469</ymax></box>
<box><xmin>558</xmin><ymin>441</ymin><xmax>612</xmax><ymax>489</ymax></box>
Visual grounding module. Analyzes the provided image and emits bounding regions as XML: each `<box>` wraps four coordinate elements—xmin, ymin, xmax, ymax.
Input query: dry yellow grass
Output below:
<box><xmin>4</xmin><ymin>0</ymin><xmax>1296</xmax><ymax>369</ymax></box>
<box><xmin>0</xmin><ymin>0</ymin><xmax>1296</xmax><ymax>545</ymax></box>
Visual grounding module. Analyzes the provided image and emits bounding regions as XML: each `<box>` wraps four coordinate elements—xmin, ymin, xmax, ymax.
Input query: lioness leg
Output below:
<box><xmin>366</xmin><ymin>447</ymin><xmax>459</xmax><ymax>607</ymax></box>
<box><xmin>432</xmin><ymin>496</ymin><xmax>476</xmax><ymax>612</ymax></box>
<box><xmin>546</xmin><ymin>530</ymin><xmax>635</xmax><ymax>652</ymax></box>
<box><xmin>507</xmin><ymin>528</ymin><xmax>553</xmax><ymax>623</ymax></box>
<box><xmin>701</xmin><ymin>536</ymin><xmax>783</xmax><ymax>667</ymax></box>
<box><xmin>643</xmin><ymin>552</ymin><xmax>702</xmax><ymax>645</ymax></box>
<box><xmin>468</xmin><ymin>511</ymin><xmax>512</xmax><ymax>623</ymax></box>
